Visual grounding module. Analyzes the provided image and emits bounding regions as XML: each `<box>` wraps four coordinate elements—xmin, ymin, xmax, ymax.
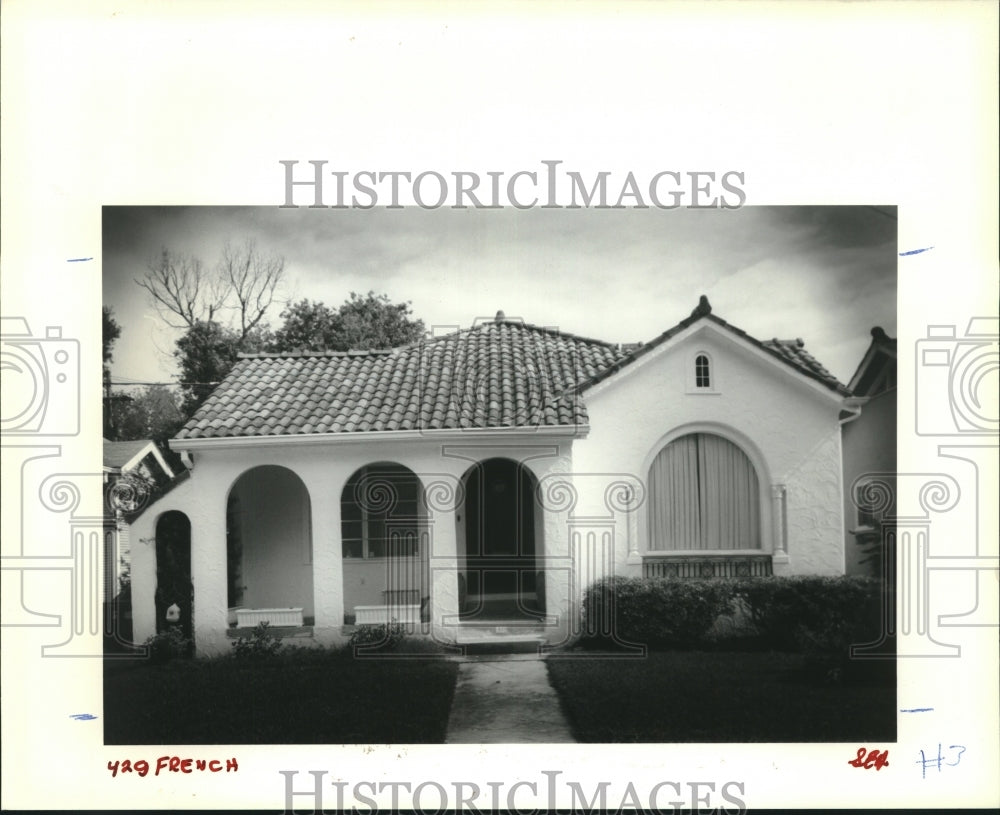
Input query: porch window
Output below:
<box><xmin>341</xmin><ymin>464</ymin><xmax>421</xmax><ymax>559</ymax></box>
<box><xmin>648</xmin><ymin>432</ymin><xmax>760</xmax><ymax>551</ymax></box>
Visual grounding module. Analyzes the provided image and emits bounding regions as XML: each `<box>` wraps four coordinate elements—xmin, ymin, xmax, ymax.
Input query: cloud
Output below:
<box><xmin>102</xmin><ymin>205</ymin><xmax>896</xmax><ymax>386</ymax></box>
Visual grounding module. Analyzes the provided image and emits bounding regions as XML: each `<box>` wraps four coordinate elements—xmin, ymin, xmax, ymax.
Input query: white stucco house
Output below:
<box><xmin>129</xmin><ymin>297</ymin><xmax>857</xmax><ymax>655</ymax></box>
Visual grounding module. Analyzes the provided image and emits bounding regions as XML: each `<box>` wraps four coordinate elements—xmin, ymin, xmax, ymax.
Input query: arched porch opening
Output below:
<box><xmin>226</xmin><ymin>465</ymin><xmax>313</xmax><ymax>626</ymax></box>
<box><xmin>459</xmin><ymin>457</ymin><xmax>544</xmax><ymax>621</ymax></box>
<box><xmin>155</xmin><ymin>510</ymin><xmax>192</xmax><ymax>638</ymax></box>
<box><xmin>340</xmin><ymin>463</ymin><xmax>430</xmax><ymax>626</ymax></box>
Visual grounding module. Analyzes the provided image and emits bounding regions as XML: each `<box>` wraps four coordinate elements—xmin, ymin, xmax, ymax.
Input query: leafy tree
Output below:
<box><xmin>335</xmin><ymin>291</ymin><xmax>425</xmax><ymax>350</ymax></box>
<box><xmin>270</xmin><ymin>299</ymin><xmax>339</xmax><ymax>351</ymax></box>
<box><xmin>102</xmin><ymin>306</ymin><xmax>122</xmax><ymax>368</ymax></box>
<box><xmin>110</xmin><ymin>385</ymin><xmax>186</xmax><ymax>443</ymax></box>
<box><xmin>174</xmin><ymin>321</ymin><xmax>242</xmax><ymax>414</ymax></box>
<box><xmin>102</xmin><ymin>307</ymin><xmax>126</xmax><ymax>438</ymax></box>
<box><xmin>271</xmin><ymin>292</ymin><xmax>425</xmax><ymax>353</ymax></box>
<box><xmin>174</xmin><ymin>320</ymin><xmax>272</xmax><ymax>414</ymax></box>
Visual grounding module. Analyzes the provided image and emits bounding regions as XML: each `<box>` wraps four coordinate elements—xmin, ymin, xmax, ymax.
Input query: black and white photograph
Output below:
<box><xmin>2</xmin><ymin>2</ymin><xmax>997</xmax><ymax>812</ymax></box>
<box><xmin>101</xmin><ymin>205</ymin><xmax>898</xmax><ymax>748</ymax></box>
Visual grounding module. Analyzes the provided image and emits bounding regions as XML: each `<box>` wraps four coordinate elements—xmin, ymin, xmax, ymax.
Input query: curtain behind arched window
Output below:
<box><xmin>648</xmin><ymin>433</ymin><xmax>760</xmax><ymax>550</ymax></box>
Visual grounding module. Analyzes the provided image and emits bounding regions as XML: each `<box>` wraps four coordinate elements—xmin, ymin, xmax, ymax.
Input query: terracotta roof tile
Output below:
<box><xmin>175</xmin><ymin>303</ymin><xmax>847</xmax><ymax>441</ymax></box>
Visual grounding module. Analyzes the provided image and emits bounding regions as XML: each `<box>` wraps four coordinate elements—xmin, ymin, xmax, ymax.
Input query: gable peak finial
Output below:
<box><xmin>495</xmin><ymin>310</ymin><xmax>505</xmax><ymax>323</ymax></box>
<box><xmin>691</xmin><ymin>295</ymin><xmax>712</xmax><ymax>318</ymax></box>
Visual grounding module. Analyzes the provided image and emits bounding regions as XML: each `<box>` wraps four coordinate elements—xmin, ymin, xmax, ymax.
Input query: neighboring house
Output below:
<box><xmin>842</xmin><ymin>327</ymin><xmax>897</xmax><ymax>576</ymax></box>
<box><xmin>130</xmin><ymin>297</ymin><xmax>857</xmax><ymax>655</ymax></box>
<box><xmin>103</xmin><ymin>438</ymin><xmax>176</xmax><ymax>601</ymax></box>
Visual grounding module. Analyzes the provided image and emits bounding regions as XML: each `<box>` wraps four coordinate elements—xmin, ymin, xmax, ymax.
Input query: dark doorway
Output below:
<box><xmin>154</xmin><ymin>511</ymin><xmax>192</xmax><ymax>638</ymax></box>
<box><xmin>461</xmin><ymin>458</ymin><xmax>543</xmax><ymax>620</ymax></box>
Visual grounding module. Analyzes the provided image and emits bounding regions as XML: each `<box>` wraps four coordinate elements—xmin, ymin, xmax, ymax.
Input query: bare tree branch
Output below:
<box><xmin>134</xmin><ymin>248</ymin><xmax>224</xmax><ymax>329</ymax></box>
<box><xmin>217</xmin><ymin>238</ymin><xmax>286</xmax><ymax>340</ymax></box>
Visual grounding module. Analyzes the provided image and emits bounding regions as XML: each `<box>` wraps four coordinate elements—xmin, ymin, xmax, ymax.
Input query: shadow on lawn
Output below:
<box><xmin>546</xmin><ymin>645</ymin><xmax>896</xmax><ymax>743</ymax></box>
<box><xmin>103</xmin><ymin>643</ymin><xmax>459</xmax><ymax>745</ymax></box>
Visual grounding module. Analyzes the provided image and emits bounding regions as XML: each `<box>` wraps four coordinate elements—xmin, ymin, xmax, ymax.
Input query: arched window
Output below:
<box><xmin>341</xmin><ymin>464</ymin><xmax>421</xmax><ymax>559</ymax></box>
<box><xmin>695</xmin><ymin>354</ymin><xmax>711</xmax><ymax>388</ymax></box>
<box><xmin>648</xmin><ymin>433</ymin><xmax>760</xmax><ymax>551</ymax></box>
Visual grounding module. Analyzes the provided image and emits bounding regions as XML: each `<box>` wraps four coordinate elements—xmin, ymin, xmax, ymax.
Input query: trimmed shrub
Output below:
<box><xmin>232</xmin><ymin>622</ymin><xmax>284</xmax><ymax>661</ymax></box>
<box><xmin>349</xmin><ymin>621</ymin><xmax>407</xmax><ymax>649</ymax></box>
<box><xmin>144</xmin><ymin>626</ymin><xmax>192</xmax><ymax>664</ymax></box>
<box><xmin>731</xmin><ymin>575</ymin><xmax>884</xmax><ymax>655</ymax></box>
<box><xmin>583</xmin><ymin>576</ymin><xmax>735</xmax><ymax>648</ymax></box>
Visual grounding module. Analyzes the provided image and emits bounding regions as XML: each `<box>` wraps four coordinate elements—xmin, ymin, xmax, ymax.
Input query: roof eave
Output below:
<box><xmin>170</xmin><ymin>424</ymin><xmax>591</xmax><ymax>451</ymax></box>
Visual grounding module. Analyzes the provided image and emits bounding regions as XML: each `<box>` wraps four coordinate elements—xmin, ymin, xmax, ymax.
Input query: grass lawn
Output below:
<box><xmin>547</xmin><ymin>650</ymin><xmax>896</xmax><ymax>742</ymax></box>
<box><xmin>104</xmin><ymin>649</ymin><xmax>459</xmax><ymax>744</ymax></box>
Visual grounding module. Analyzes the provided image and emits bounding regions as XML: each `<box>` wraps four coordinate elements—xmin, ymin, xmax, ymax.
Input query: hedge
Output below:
<box><xmin>731</xmin><ymin>575</ymin><xmax>884</xmax><ymax>653</ymax></box>
<box><xmin>582</xmin><ymin>574</ymin><xmax>886</xmax><ymax>653</ymax></box>
<box><xmin>583</xmin><ymin>575</ymin><xmax>734</xmax><ymax>647</ymax></box>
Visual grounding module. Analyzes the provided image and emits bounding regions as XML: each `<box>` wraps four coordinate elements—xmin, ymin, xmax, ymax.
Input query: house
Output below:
<box><xmin>129</xmin><ymin>297</ymin><xmax>857</xmax><ymax>655</ymax></box>
<box><xmin>103</xmin><ymin>438</ymin><xmax>177</xmax><ymax>598</ymax></box>
<box><xmin>842</xmin><ymin>327</ymin><xmax>897</xmax><ymax>576</ymax></box>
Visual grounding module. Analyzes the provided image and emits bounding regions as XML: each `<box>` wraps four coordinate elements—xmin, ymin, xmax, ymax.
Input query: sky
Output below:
<box><xmin>102</xmin><ymin>205</ymin><xmax>896</xmax><ymax>390</ymax></box>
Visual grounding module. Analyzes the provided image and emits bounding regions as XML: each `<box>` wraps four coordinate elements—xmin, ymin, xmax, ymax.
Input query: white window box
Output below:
<box><xmin>235</xmin><ymin>607</ymin><xmax>304</xmax><ymax>628</ymax></box>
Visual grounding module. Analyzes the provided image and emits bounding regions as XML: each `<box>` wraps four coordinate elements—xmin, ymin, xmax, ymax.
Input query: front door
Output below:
<box><xmin>461</xmin><ymin>458</ymin><xmax>542</xmax><ymax>620</ymax></box>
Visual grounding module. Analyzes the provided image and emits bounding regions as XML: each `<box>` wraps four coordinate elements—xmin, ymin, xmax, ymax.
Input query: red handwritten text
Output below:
<box><xmin>107</xmin><ymin>757</ymin><xmax>238</xmax><ymax>778</ymax></box>
<box><xmin>848</xmin><ymin>747</ymin><xmax>889</xmax><ymax>771</ymax></box>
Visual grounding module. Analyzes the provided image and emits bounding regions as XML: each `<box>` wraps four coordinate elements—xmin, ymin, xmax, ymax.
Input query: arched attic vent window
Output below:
<box><xmin>695</xmin><ymin>354</ymin><xmax>711</xmax><ymax>388</ymax></box>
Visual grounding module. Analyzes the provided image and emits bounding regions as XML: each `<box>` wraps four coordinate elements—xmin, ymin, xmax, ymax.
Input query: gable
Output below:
<box><xmin>103</xmin><ymin>438</ymin><xmax>175</xmax><ymax>479</ymax></box>
<box><xmin>581</xmin><ymin>316</ymin><xmax>849</xmax><ymax>408</ymax></box>
<box><xmin>847</xmin><ymin>327</ymin><xmax>897</xmax><ymax>397</ymax></box>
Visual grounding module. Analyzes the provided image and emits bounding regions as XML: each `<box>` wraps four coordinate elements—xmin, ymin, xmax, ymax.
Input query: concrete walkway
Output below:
<box><xmin>444</xmin><ymin>657</ymin><xmax>576</xmax><ymax>743</ymax></box>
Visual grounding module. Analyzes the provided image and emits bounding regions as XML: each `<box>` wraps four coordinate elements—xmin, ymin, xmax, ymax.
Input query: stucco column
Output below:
<box><xmin>771</xmin><ymin>483</ymin><xmax>790</xmax><ymax>572</ymax></box>
<box><xmin>190</xmin><ymin>485</ymin><xmax>229</xmax><ymax>657</ymax></box>
<box><xmin>129</xmin><ymin>522</ymin><xmax>157</xmax><ymax>645</ymax></box>
<box><xmin>427</xmin><ymin>505</ymin><xmax>460</xmax><ymax>642</ymax></box>
<box><xmin>309</xmin><ymin>485</ymin><xmax>343</xmax><ymax>643</ymax></box>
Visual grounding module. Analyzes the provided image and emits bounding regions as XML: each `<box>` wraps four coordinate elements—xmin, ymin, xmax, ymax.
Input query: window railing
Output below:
<box><xmin>642</xmin><ymin>554</ymin><xmax>772</xmax><ymax>579</ymax></box>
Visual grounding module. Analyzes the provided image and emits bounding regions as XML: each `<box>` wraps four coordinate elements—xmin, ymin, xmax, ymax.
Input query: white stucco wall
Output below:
<box><xmin>573</xmin><ymin>323</ymin><xmax>847</xmax><ymax>584</ymax></box>
<box><xmin>132</xmin><ymin>434</ymin><xmax>575</xmax><ymax>654</ymax></box>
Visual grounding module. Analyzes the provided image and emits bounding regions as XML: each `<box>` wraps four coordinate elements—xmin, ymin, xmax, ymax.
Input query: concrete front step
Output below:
<box><xmin>453</xmin><ymin>620</ymin><xmax>548</xmax><ymax>646</ymax></box>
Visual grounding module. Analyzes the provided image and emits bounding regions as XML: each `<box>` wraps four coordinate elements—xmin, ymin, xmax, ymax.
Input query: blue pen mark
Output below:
<box><xmin>899</xmin><ymin>247</ymin><xmax>934</xmax><ymax>256</ymax></box>
<box><xmin>66</xmin><ymin>257</ymin><xmax>93</xmax><ymax>263</ymax></box>
<box><xmin>69</xmin><ymin>713</ymin><xmax>98</xmax><ymax>721</ymax></box>
<box><xmin>900</xmin><ymin>707</ymin><xmax>934</xmax><ymax>713</ymax></box>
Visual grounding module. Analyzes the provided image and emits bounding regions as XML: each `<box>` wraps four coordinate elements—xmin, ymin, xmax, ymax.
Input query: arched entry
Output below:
<box><xmin>460</xmin><ymin>458</ymin><xmax>543</xmax><ymax>620</ymax></box>
<box><xmin>226</xmin><ymin>466</ymin><xmax>314</xmax><ymax>623</ymax></box>
<box><xmin>155</xmin><ymin>511</ymin><xmax>192</xmax><ymax>638</ymax></box>
<box><xmin>340</xmin><ymin>463</ymin><xmax>429</xmax><ymax>625</ymax></box>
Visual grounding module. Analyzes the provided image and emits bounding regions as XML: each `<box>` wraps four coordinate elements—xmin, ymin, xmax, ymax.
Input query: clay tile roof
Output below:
<box><xmin>760</xmin><ymin>337</ymin><xmax>848</xmax><ymax>394</ymax></box>
<box><xmin>175</xmin><ymin>301</ymin><xmax>848</xmax><ymax>441</ymax></box>
<box><xmin>175</xmin><ymin>319</ymin><xmax>626</xmax><ymax>440</ymax></box>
